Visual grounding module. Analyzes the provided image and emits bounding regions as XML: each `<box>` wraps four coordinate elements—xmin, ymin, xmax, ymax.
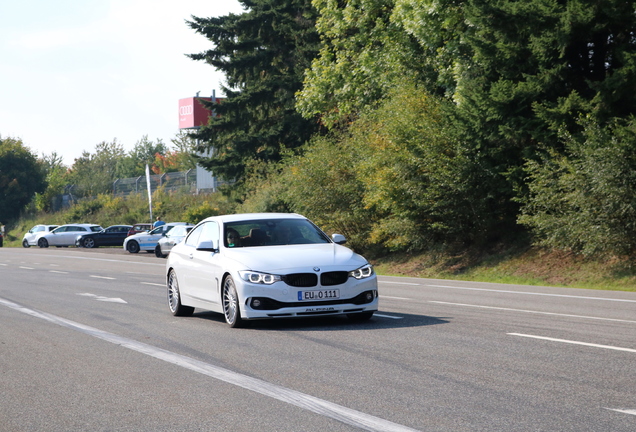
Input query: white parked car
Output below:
<box><xmin>34</xmin><ymin>224</ymin><xmax>102</xmax><ymax>248</ymax></box>
<box><xmin>166</xmin><ymin>213</ymin><xmax>378</xmax><ymax>327</ymax></box>
<box><xmin>22</xmin><ymin>224</ymin><xmax>58</xmax><ymax>247</ymax></box>
<box><xmin>155</xmin><ymin>224</ymin><xmax>193</xmax><ymax>258</ymax></box>
<box><xmin>123</xmin><ymin>222</ymin><xmax>191</xmax><ymax>253</ymax></box>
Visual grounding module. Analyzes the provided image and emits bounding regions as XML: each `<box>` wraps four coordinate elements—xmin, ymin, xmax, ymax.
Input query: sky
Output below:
<box><xmin>0</xmin><ymin>0</ymin><xmax>245</xmax><ymax>165</ymax></box>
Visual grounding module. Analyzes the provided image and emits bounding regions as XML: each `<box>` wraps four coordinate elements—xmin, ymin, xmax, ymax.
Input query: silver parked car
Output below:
<box><xmin>22</xmin><ymin>224</ymin><xmax>59</xmax><ymax>247</ymax></box>
<box><xmin>155</xmin><ymin>224</ymin><xmax>193</xmax><ymax>258</ymax></box>
<box><xmin>34</xmin><ymin>224</ymin><xmax>102</xmax><ymax>248</ymax></box>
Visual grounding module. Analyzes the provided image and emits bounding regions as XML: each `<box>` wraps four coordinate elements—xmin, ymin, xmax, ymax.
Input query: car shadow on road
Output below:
<box><xmin>191</xmin><ymin>311</ymin><xmax>449</xmax><ymax>331</ymax></box>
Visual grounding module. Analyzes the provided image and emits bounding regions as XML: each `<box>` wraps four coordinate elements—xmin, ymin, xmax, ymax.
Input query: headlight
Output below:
<box><xmin>349</xmin><ymin>264</ymin><xmax>374</xmax><ymax>280</ymax></box>
<box><xmin>238</xmin><ymin>271</ymin><xmax>281</xmax><ymax>285</ymax></box>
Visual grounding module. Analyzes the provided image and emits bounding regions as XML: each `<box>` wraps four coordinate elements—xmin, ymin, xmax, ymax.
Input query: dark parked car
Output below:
<box><xmin>75</xmin><ymin>225</ymin><xmax>133</xmax><ymax>248</ymax></box>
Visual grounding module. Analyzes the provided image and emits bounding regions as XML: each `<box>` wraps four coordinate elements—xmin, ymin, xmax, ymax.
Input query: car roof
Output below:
<box><xmin>202</xmin><ymin>213</ymin><xmax>305</xmax><ymax>224</ymax></box>
<box><xmin>57</xmin><ymin>223</ymin><xmax>101</xmax><ymax>227</ymax></box>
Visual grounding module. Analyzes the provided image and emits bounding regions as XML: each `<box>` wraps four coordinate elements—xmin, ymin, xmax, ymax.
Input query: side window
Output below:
<box><xmin>185</xmin><ymin>222</ymin><xmax>218</xmax><ymax>247</ymax></box>
<box><xmin>185</xmin><ymin>224</ymin><xmax>204</xmax><ymax>247</ymax></box>
<box><xmin>202</xmin><ymin>221</ymin><xmax>219</xmax><ymax>245</ymax></box>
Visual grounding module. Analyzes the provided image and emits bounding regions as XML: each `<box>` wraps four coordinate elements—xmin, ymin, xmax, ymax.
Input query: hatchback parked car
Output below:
<box><xmin>75</xmin><ymin>225</ymin><xmax>133</xmax><ymax>248</ymax></box>
<box><xmin>127</xmin><ymin>223</ymin><xmax>152</xmax><ymax>237</ymax></box>
<box><xmin>22</xmin><ymin>224</ymin><xmax>59</xmax><ymax>248</ymax></box>
<box><xmin>166</xmin><ymin>213</ymin><xmax>378</xmax><ymax>327</ymax></box>
<box><xmin>123</xmin><ymin>222</ymin><xmax>191</xmax><ymax>253</ymax></box>
<box><xmin>155</xmin><ymin>224</ymin><xmax>193</xmax><ymax>258</ymax></box>
<box><xmin>35</xmin><ymin>224</ymin><xmax>103</xmax><ymax>248</ymax></box>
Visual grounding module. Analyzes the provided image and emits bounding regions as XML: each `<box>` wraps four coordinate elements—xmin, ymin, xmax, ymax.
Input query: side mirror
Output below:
<box><xmin>332</xmin><ymin>234</ymin><xmax>347</xmax><ymax>245</ymax></box>
<box><xmin>196</xmin><ymin>240</ymin><xmax>219</xmax><ymax>252</ymax></box>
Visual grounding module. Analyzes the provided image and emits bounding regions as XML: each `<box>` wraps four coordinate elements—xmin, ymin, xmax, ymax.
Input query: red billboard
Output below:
<box><xmin>178</xmin><ymin>97</ymin><xmax>223</xmax><ymax>129</ymax></box>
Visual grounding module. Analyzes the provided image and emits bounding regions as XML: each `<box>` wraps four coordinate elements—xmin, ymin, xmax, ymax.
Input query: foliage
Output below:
<box><xmin>66</xmin><ymin>140</ymin><xmax>126</xmax><ymax>197</ymax></box>
<box><xmin>182</xmin><ymin>201</ymin><xmax>221</xmax><ymax>224</ymax></box>
<box><xmin>277</xmin><ymin>133</ymin><xmax>376</xmax><ymax>253</ymax></box>
<box><xmin>519</xmin><ymin>117</ymin><xmax>636</xmax><ymax>257</ymax></box>
<box><xmin>115</xmin><ymin>136</ymin><xmax>169</xmax><ymax>178</ymax></box>
<box><xmin>34</xmin><ymin>152</ymin><xmax>69</xmax><ymax>213</ymax></box>
<box><xmin>188</xmin><ymin>0</ymin><xmax>323</xmax><ymax>182</ymax></box>
<box><xmin>237</xmin><ymin>159</ymin><xmax>291</xmax><ymax>214</ymax></box>
<box><xmin>297</xmin><ymin>0</ymin><xmax>428</xmax><ymax>127</ymax></box>
<box><xmin>0</xmin><ymin>136</ymin><xmax>47</xmax><ymax>222</ymax></box>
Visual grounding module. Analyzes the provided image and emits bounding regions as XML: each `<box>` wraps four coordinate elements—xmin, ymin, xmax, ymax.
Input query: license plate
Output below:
<box><xmin>298</xmin><ymin>289</ymin><xmax>340</xmax><ymax>301</ymax></box>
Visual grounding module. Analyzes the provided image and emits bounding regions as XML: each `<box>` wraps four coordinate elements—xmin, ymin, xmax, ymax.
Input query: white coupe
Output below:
<box><xmin>166</xmin><ymin>213</ymin><xmax>378</xmax><ymax>327</ymax></box>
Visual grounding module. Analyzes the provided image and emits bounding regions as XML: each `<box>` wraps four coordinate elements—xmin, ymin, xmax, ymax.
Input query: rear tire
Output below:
<box><xmin>167</xmin><ymin>270</ymin><xmax>194</xmax><ymax>316</ymax></box>
<box><xmin>126</xmin><ymin>241</ymin><xmax>140</xmax><ymax>253</ymax></box>
<box><xmin>155</xmin><ymin>245</ymin><xmax>166</xmax><ymax>258</ymax></box>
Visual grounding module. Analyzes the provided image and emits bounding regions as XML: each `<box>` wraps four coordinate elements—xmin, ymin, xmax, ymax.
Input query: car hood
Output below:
<box><xmin>223</xmin><ymin>243</ymin><xmax>368</xmax><ymax>273</ymax></box>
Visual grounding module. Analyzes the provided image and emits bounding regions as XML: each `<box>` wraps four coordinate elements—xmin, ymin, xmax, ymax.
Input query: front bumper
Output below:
<box><xmin>238</xmin><ymin>276</ymin><xmax>378</xmax><ymax>320</ymax></box>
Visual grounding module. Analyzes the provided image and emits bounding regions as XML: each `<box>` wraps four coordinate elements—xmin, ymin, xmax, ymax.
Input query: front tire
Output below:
<box><xmin>222</xmin><ymin>276</ymin><xmax>243</xmax><ymax>328</ymax></box>
<box><xmin>126</xmin><ymin>240</ymin><xmax>140</xmax><ymax>253</ymax></box>
<box><xmin>167</xmin><ymin>270</ymin><xmax>194</xmax><ymax>316</ymax></box>
<box><xmin>22</xmin><ymin>239</ymin><xmax>30</xmax><ymax>248</ymax></box>
<box><xmin>38</xmin><ymin>238</ymin><xmax>49</xmax><ymax>248</ymax></box>
<box><xmin>83</xmin><ymin>238</ymin><xmax>96</xmax><ymax>248</ymax></box>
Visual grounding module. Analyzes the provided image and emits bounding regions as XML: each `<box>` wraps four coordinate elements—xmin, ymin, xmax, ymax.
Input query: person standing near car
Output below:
<box><xmin>153</xmin><ymin>216</ymin><xmax>165</xmax><ymax>228</ymax></box>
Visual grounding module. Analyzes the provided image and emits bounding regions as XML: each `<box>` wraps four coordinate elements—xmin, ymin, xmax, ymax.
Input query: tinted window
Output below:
<box><xmin>224</xmin><ymin>219</ymin><xmax>330</xmax><ymax>247</ymax></box>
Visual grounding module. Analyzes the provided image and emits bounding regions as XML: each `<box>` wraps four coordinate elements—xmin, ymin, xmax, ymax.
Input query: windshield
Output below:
<box><xmin>224</xmin><ymin>218</ymin><xmax>330</xmax><ymax>248</ymax></box>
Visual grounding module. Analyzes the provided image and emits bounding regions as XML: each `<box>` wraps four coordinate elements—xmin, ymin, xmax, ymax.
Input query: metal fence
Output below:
<box><xmin>113</xmin><ymin>170</ymin><xmax>198</xmax><ymax>196</ymax></box>
<box><xmin>53</xmin><ymin>169</ymin><xmax>232</xmax><ymax>211</ymax></box>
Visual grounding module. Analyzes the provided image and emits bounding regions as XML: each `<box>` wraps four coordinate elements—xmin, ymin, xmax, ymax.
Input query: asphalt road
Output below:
<box><xmin>1</xmin><ymin>247</ymin><xmax>635</xmax><ymax>431</ymax></box>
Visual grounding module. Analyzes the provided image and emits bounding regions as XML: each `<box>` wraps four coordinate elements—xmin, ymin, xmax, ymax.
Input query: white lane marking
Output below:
<box><xmin>19</xmin><ymin>266</ymin><xmax>34</xmax><ymax>270</ymax></box>
<box><xmin>383</xmin><ymin>282</ymin><xmax>421</xmax><ymax>286</ymax></box>
<box><xmin>140</xmin><ymin>282</ymin><xmax>165</xmax><ymax>287</ymax></box>
<box><xmin>0</xmin><ymin>263</ymin><xmax>7</xmax><ymax>266</ymax></box>
<box><xmin>380</xmin><ymin>295</ymin><xmax>412</xmax><ymax>300</ymax></box>
<box><xmin>0</xmin><ymin>297</ymin><xmax>418</xmax><ymax>432</ymax></box>
<box><xmin>429</xmin><ymin>301</ymin><xmax>636</xmax><ymax>324</ymax></box>
<box><xmin>90</xmin><ymin>275</ymin><xmax>116</xmax><ymax>280</ymax></box>
<box><xmin>604</xmin><ymin>408</ymin><xmax>636</xmax><ymax>416</ymax></box>
<box><xmin>508</xmin><ymin>333</ymin><xmax>636</xmax><ymax>353</ymax></box>
<box><xmin>426</xmin><ymin>284</ymin><xmax>636</xmax><ymax>303</ymax></box>
<box><xmin>374</xmin><ymin>314</ymin><xmax>403</xmax><ymax>320</ymax></box>
<box><xmin>49</xmin><ymin>270</ymin><xmax>69</xmax><ymax>274</ymax></box>
<box><xmin>76</xmin><ymin>293</ymin><xmax>127</xmax><ymax>304</ymax></box>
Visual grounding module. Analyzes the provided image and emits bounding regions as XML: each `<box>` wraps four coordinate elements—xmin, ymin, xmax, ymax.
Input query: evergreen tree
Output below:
<box><xmin>0</xmin><ymin>136</ymin><xmax>47</xmax><ymax>222</ymax></box>
<box><xmin>187</xmin><ymin>0</ymin><xmax>322</xmax><ymax>182</ymax></box>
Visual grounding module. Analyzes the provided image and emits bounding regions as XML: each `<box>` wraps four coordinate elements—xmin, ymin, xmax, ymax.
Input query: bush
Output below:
<box><xmin>519</xmin><ymin>117</ymin><xmax>636</xmax><ymax>256</ymax></box>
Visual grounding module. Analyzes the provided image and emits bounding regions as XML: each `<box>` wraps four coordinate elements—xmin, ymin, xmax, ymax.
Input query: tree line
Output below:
<box><xmin>189</xmin><ymin>0</ymin><xmax>636</xmax><ymax>257</ymax></box>
<box><xmin>0</xmin><ymin>131</ymin><xmax>198</xmax><ymax>222</ymax></box>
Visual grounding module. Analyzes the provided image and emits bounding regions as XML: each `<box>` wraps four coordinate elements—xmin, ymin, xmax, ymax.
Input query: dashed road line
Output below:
<box><xmin>508</xmin><ymin>333</ymin><xmax>636</xmax><ymax>353</ymax></box>
<box><xmin>430</xmin><ymin>301</ymin><xmax>636</xmax><ymax>324</ymax></box>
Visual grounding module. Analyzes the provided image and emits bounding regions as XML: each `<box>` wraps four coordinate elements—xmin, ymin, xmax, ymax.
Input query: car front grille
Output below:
<box><xmin>281</xmin><ymin>271</ymin><xmax>349</xmax><ymax>287</ymax></box>
<box><xmin>282</xmin><ymin>273</ymin><xmax>318</xmax><ymax>287</ymax></box>
<box><xmin>320</xmin><ymin>271</ymin><xmax>348</xmax><ymax>286</ymax></box>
